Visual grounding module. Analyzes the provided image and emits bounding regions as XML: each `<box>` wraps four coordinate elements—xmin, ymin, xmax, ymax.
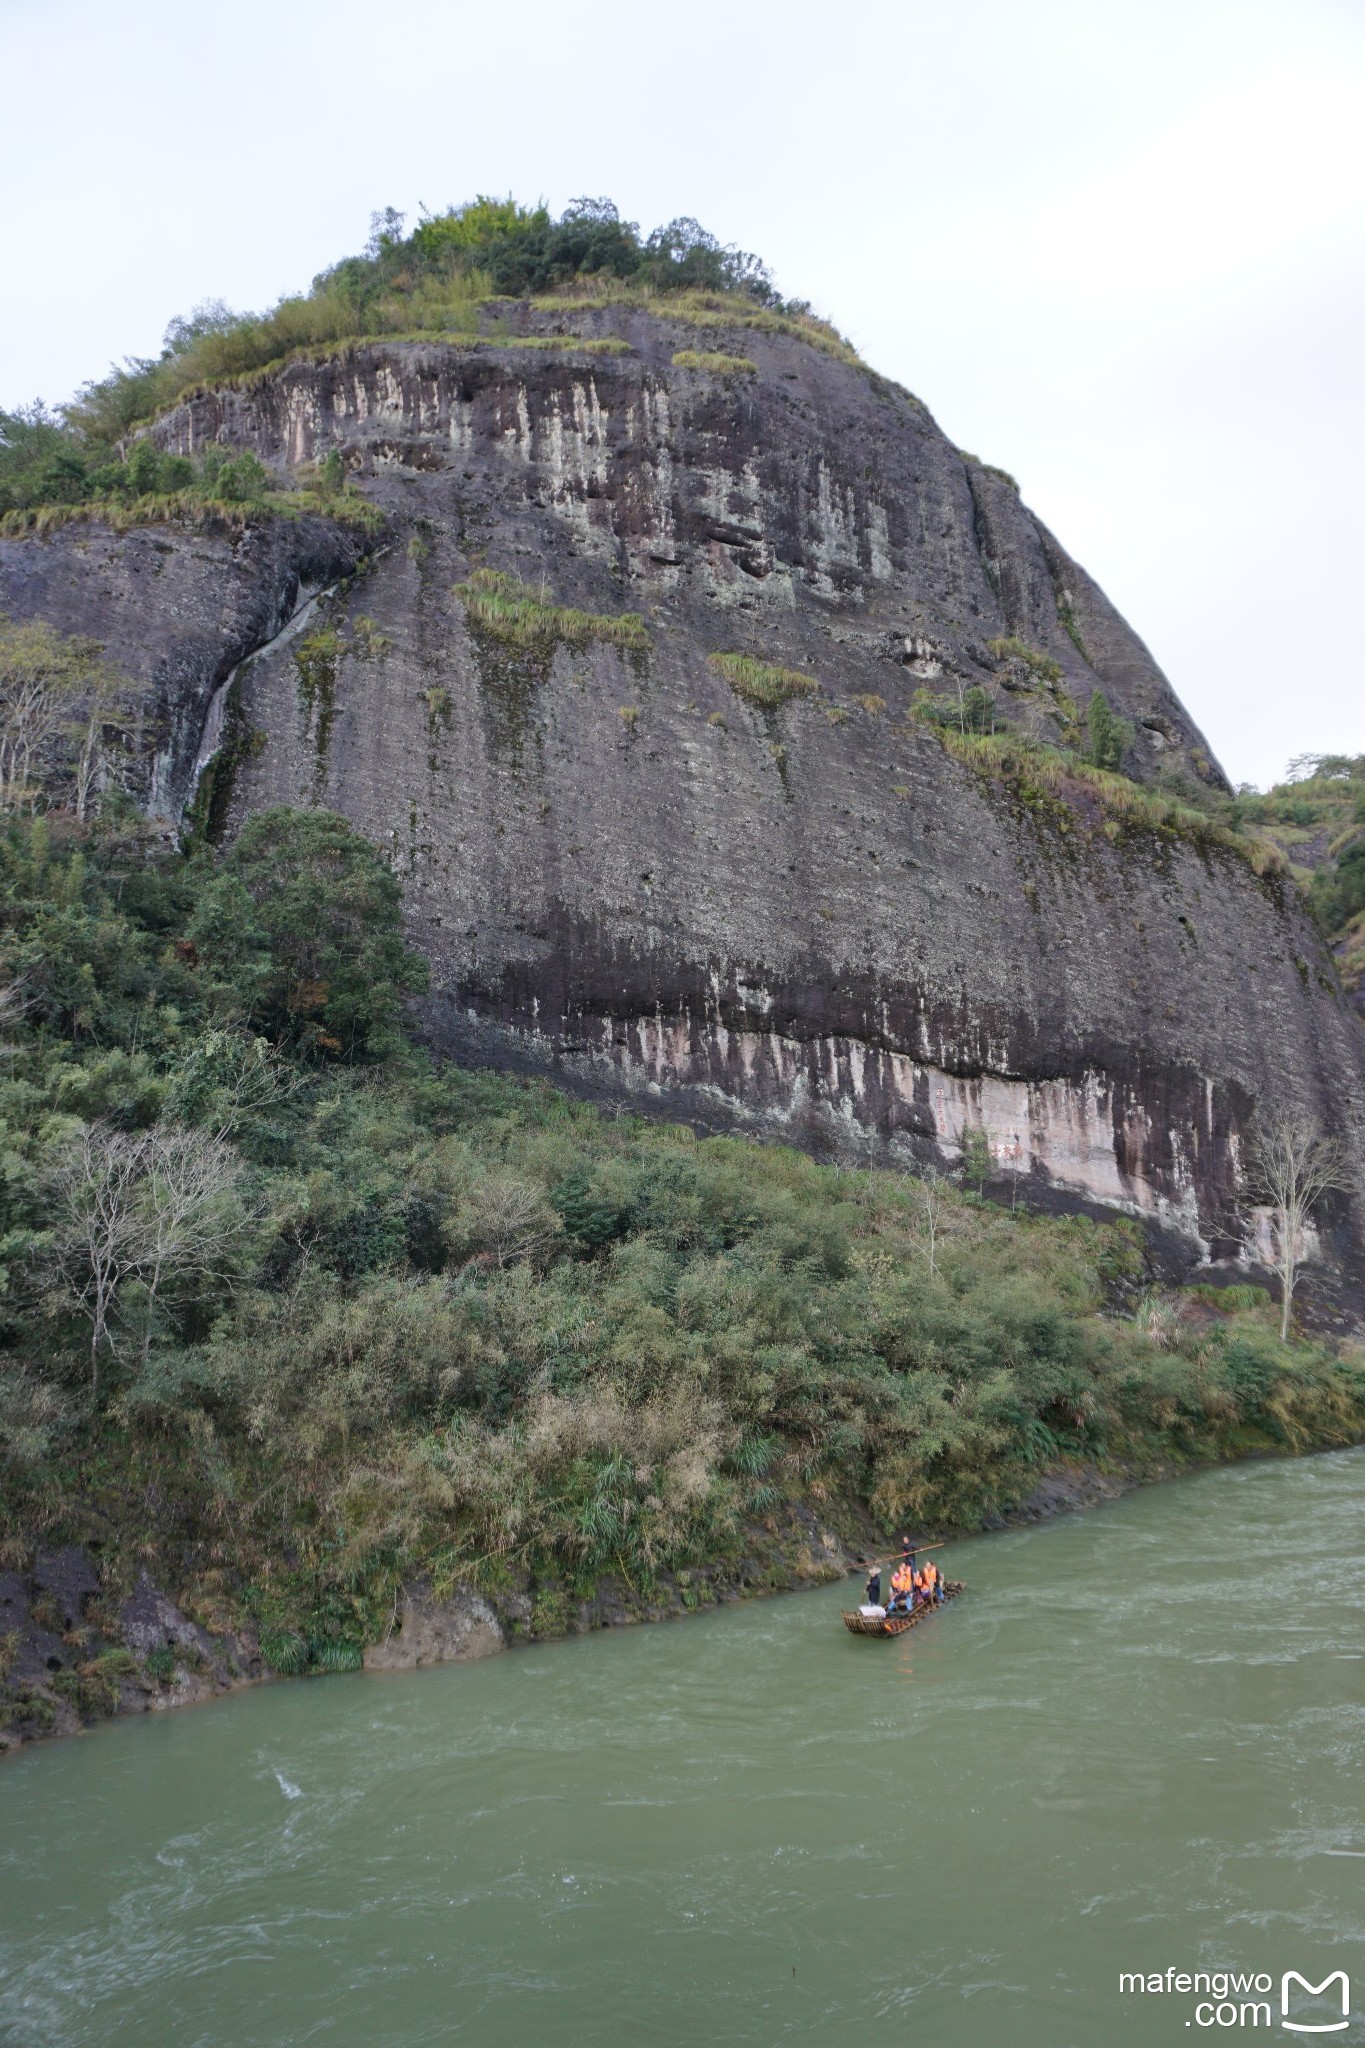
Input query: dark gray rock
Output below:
<box><xmin>118</xmin><ymin>1569</ymin><xmax>222</xmax><ymax>1667</ymax></box>
<box><xmin>1</xmin><ymin>1550</ymin><xmax>262</xmax><ymax>1754</ymax></box>
<box><xmin>31</xmin><ymin>1545</ymin><xmax>101</xmax><ymax>1629</ymax></box>
<box><xmin>0</xmin><ymin>1572</ymin><xmax>29</xmax><ymax>1633</ymax></box>
<box><xmin>362</xmin><ymin>1582</ymin><xmax>503</xmax><ymax>1670</ymax></box>
<box><xmin>0</xmin><ymin>513</ymin><xmax>372</xmax><ymax>819</ymax></box>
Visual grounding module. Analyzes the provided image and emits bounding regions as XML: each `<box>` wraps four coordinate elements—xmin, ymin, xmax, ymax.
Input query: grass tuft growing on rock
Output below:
<box><xmin>709</xmin><ymin>652</ymin><xmax>819</xmax><ymax>712</ymax></box>
<box><xmin>486</xmin><ymin>334</ymin><xmax>634</xmax><ymax>356</ymax></box>
<box><xmin>454</xmin><ymin>569</ymin><xmax>649</xmax><ymax>658</ymax></box>
<box><xmin>311</xmin><ymin>1640</ymin><xmax>364</xmax><ymax>1674</ymax></box>
<box><xmin>258</xmin><ymin>1629</ymin><xmax>309</xmax><ymax>1675</ymax></box>
<box><xmin>671</xmin><ymin>349</ymin><xmax>758</xmax><ymax>376</ymax></box>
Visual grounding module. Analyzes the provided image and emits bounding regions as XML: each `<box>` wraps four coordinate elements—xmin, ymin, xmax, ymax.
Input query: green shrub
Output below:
<box><xmin>4</xmin><ymin>1686</ymin><xmax>56</xmax><ymax>1734</ymax></box>
<box><xmin>187</xmin><ymin>806</ymin><xmax>428</xmax><ymax>1059</ymax></box>
<box><xmin>961</xmin><ymin>1127</ymin><xmax>992</xmax><ymax>1193</ymax></box>
<box><xmin>1311</xmin><ymin>838</ymin><xmax>1365</xmax><ymax>932</ymax></box>
<box><xmin>1085</xmin><ymin>690</ymin><xmax>1136</xmax><ymax>773</ymax></box>
<box><xmin>144</xmin><ymin>1645</ymin><xmax>176</xmax><ymax>1682</ymax></box>
<box><xmin>913</xmin><ymin>684</ymin><xmax>996</xmax><ymax>735</ymax></box>
<box><xmin>310</xmin><ymin>1640</ymin><xmax>363</xmax><ymax>1673</ymax></box>
<box><xmin>554</xmin><ymin>1166</ymin><xmax>633</xmax><ymax>1248</ymax></box>
<box><xmin>530</xmin><ymin>1587</ymin><xmax>571</xmax><ymax>1637</ymax></box>
<box><xmin>987</xmin><ymin>637</ymin><xmax>1063</xmax><ymax>684</ymax></box>
<box><xmin>1184</xmin><ymin>1283</ymin><xmax>1271</xmax><ymax>1312</ymax></box>
<box><xmin>258</xmin><ymin>1628</ymin><xmax>308</xmax><ymax>1674</ymax></box>
<box><xmin>52</xmin><ymin>1649</ymin><xmax>135</xmax><ymax>1718</ymax></box>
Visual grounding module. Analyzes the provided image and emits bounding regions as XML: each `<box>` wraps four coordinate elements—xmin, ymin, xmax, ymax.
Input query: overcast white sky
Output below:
<box><xmin>3</xmin><ymin>0</ymin><xmax>1361</xmax><ymax>788</ymax></box>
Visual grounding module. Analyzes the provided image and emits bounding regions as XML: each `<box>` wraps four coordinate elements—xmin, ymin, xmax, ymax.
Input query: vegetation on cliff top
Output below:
<box><xmin>1</xmin><ymin>804</ymin><xmax>1360</xmax><ymax>1721</ymax></box>
<box><xmin>0</xmin><ymin>426</ymin><xmax>381</xmax><ymax>540</ymax></box>
<box><xmin>1</xmin><ymin>196</ymin><xmax>850</xmax><ymax>525</ymax></box>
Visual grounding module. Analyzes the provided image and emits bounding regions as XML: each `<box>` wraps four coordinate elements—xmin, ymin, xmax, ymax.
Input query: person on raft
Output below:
<box><xmin>864</xmin><ymin>1567</ymin><xmax>882</xmax><ymax>1607</ymax></box>
<box><xmin>889</xmin><ymin>1561</ymin><xmax>916</xmax><ymax>1611</ymax></box>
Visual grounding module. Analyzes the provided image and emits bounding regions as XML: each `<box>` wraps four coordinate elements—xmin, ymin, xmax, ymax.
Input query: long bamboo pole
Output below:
<box><xmin>862</xmin><ymin>1541</ymin><xmax>947</xmax><ymax>1570</ymax></box>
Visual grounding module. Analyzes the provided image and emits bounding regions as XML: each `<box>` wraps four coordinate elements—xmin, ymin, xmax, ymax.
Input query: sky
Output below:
<box><xmin>2</xmin><ymin>0</ymin><xmax>1361</xmax><ymax>789</ymax></box>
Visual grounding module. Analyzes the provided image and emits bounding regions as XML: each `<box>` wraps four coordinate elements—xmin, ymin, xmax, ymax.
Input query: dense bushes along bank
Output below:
<box><xmin>1</xmin><ymin>807</ymin><xmax>1362</xmax><ymax>1715</ymax></box>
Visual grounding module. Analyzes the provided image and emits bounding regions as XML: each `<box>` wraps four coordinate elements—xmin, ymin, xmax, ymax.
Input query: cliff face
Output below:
<box><xmin>3</xmin><ymin>306</ymin><xmax>1362</xmax><ymax>1272</ymax></box>
<box><xmin>0</xmin><ymin>512</ymin><xmax>369</xmax><ymax>822</ymax></box>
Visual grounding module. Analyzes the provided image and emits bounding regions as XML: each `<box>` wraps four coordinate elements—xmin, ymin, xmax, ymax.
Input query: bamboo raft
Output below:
<box><xmin>842</xmin><ymin>1581</ymin><xmax>965</xmax><ymax>1636</ymax></box>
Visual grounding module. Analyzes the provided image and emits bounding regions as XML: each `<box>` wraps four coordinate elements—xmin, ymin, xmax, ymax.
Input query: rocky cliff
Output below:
<box><xmin>2</xmin><ymin>302</ymin><xmax>1362</xmax><ymax>1277</ymax></box>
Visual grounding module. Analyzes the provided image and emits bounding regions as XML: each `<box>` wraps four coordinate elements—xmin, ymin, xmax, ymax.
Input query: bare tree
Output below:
<box><xmin>1245</xmin><ymin>1112</ymin><xmax>1351</xmax><ymax>1341</ymax></box>
<box><xmin>0</xmin><ymin>616</ymin><xmax>132</xmax><ymax>817</ymax></box>
<box><xmin>43</xmin><ymin>1123</ymin><xmax>246</xmax><ymax>1384</ymax></box>
<box><xmin>910</xmin><ymin>1165</ymin><xmax>946</xmax><ymax>1277</ymax></box>
<box><xmin>1000</xmin><ymin>1128</ymin><xmax>1024</xmax><ymax>1212</ymax></box>
<box><xmin>43</xmin><ymin>1126</ymin><xmax>148</xmax><ymax>1384</ymax></box>
<box><xmin>0</xmin><ymin>978</ymin><xmax>28</xmax><ymax>1044</ymax></box>
<box><xmin>0</xmin><ymin>618</ymin><xmax>76</xmax><ymax>811</ymax></box>
<box><xmin>68</xmin><ymin>677</ymin><xmax>140</xmax><ymax>824</ymax></box>
<box><xmin>459</xmin><ymin>1173</ymin><xmax>563</xmax><ymax>1270</ymax></box>
<box><xmin>135</xmin><ymin>1128</ymin><xmax>246</xmax><ymax>1363</ymax></box>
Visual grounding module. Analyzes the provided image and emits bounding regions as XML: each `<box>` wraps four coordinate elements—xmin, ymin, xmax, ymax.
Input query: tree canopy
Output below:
<box><xmin>188</xmin><ymin>807</ymin><xmax>428</xmax><ymax>1059</ymax></box>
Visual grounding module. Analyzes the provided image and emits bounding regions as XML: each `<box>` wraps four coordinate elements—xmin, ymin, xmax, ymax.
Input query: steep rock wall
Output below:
<box><xmin>4</xmin><ymin>314</ymin><xmax>1362</xmax><ymax>1271</ymax></box>
<box><xmin>0</xmin><ymin>513</ymin><xmax>370</xmax><ymax>818</ymax></box>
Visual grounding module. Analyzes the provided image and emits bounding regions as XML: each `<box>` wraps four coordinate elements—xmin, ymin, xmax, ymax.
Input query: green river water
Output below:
<box><xmin>1</xmin><ymin>1450</ymin><xmax>1362</xmax><ymax>2048</ymax></box>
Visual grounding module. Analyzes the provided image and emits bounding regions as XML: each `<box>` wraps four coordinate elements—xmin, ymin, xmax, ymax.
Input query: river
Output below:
<box><xmin>1</xmin><ymin>1450</ymin><xmax>1362</xmax><ymax>2047</ymax></box>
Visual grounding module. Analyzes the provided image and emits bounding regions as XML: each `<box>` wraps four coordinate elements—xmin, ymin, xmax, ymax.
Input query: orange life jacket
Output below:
<box><xmin>890</xmin><ymin>1565</ymin><xmax>913</xmax><ymax>1594</ymax></box>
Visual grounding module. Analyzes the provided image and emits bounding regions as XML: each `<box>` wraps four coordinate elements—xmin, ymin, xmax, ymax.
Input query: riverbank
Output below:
<box><xmin>1</xmin><ymin>1493</ymin><xmax>859</xmax><ymax>1755</ymax></box>
<box><xmin>0</xmin><ymin>1442</ymin><xmax>1343</xmax><ymax>1758</ymax></box>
